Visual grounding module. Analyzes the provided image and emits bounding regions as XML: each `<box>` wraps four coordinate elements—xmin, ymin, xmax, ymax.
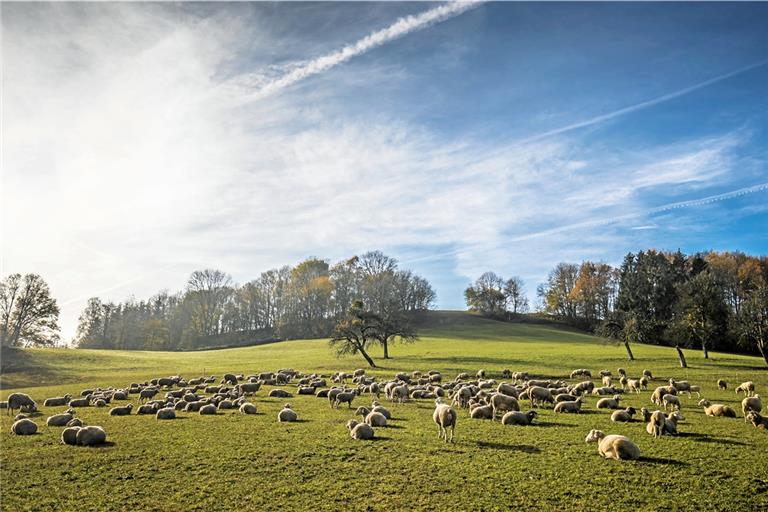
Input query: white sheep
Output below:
<box><xmin>61</xmin><ymin>426</ymin><xmax>81</xmax><ymax>445</ymax></box>
<box><xmin>109</xmin><ymin>404</ymin><xmax>133</xmax><ymax>416</ymax></box>
<box><xmin>44</xmin><ymin>394</ymin><xmax>72</xmax><ymax>407</ymax></box>
<box><xmin>553</xmin><ymin>398</ymin><xmax>583</xmax><ymax>414</ymax></box>
<box><xmin>698</xmin><ymin>400</ymin><xmax>737</xmax><ymax>418</ymax></box>
<box><xmin>527</xmin><ymin>386</ymin><xmax>554</xmax><ymax>407</ymax></box>
<box><xmin>156</xmin><ymin>407</ymin><xmax>176</xmax><ymax>420</ymax></box>
<box><xmin>585</xmin><ymin>430</ymin><xmax>640</xmax><ymax>461</ymax></box>
<box><xmin>735</xmin><ymin>381</ymin><xmax>756</xmax><ymax>397</ymax></box>
<box><xmin>469</xmin><ymin>402</ymin><xmax>494</xmax><ymax>419</ymax></box>
<box><xmin>76</xmin><ymin>425</ymin><xmax>107</xmax><ymax>446</ymax></box>
<box><xmin>501</xmin><ymin>410</ymin><xmax>538</xmax><ymax>425</ymax></box>
<box><xmin>433</xmin><ymin>398</ymin><xmax>457</xmax><ymax>442</ymax></box>
<box><xmin>662</xmin><ymin>394</ymin><xmax>681</xmax><ymax>411</ymax></box>
<box><xmin>46</xmin><ymin>413</ymin><xmax>75</xmax><ymax>427</ymax></box>
<box><xmin>6</xmin><ymin>393</ymin><xmax>37</xmax><ymax>416</ymax></box>
<box><xmin>371</xmin><ymin>402</ymin><xmax>391</xmax><ymax>419</ymax></box>
<box><xmin>10</xmin><ymin>418</ymin><xmax>37</xmax><ymax>435</ymax></box>
<box><xmin>347</xmin><ymin>419</ymin><xmax>374</xmax><ymax>440</ymax></box>
<box><xmin>278</xmin><ymin>404</ymin><xmax>298</xmax><ymax>422</ymax></box>
<box><xmin>365</xmin><ymin>411</ymin><xmax>387</xmax><ymax>427</ymax></box>
<box><xmin>741</xmin><ymin>395</ymin><xmax>762</xmax><ymax>421</ymax></box>
<box><xmin>489</xmin><ymin>393</ymin><xmax>520</xmax><ymax>420</ymax></box>
<box><xmin>611</xmin><ymin>407</ymin><xmax>636</xmax><ymax>422</ymax></box>
<box><xmin>239</xmin><ymin>403</ymin><xmax>257</xmax><ymax>415</ymax></box>
<box><xmin>199</xmin><ymin>404</ymin><xmax>217</xmax><ymax>415</ymax></box>
<box><xmin>596</xmin><ymin>395</ymin><xmax>622</xmax><ymax>409</ymax></box>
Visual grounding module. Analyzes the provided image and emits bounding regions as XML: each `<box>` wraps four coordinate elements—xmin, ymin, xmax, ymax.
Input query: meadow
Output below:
<box><xmin>1</xmin><ymin>311</ymin><xmax>766</xmax><ymax>512</ymax></box>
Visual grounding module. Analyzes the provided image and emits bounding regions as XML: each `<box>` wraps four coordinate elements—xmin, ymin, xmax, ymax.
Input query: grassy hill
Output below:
<box><xmin>1</xmin><ymin>311</ymin><xmax>766</xmax><ymax>511</ymax></box>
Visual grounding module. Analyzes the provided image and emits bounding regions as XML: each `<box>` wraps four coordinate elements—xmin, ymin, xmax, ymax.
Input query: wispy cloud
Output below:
<box><xmin>234</xmin><ymin>1</ymin><xmax>483</xmax><ymax>101</ymax></box>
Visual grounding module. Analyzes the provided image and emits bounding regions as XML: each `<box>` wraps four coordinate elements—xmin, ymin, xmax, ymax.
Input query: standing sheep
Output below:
<box><xmin>717</xmin><ymin>379</ymin><xmax>727</xmax><ymax>391</ymax></box>
<box><xmin>490</xmin><ymin>393</ymin><xmax>520</xmax><ymax>420</ymax></box>
<box><xmin>662</xmin><ymin>394</ymin><xmax>681</xmax><ymax>411</ymax></box>
<box><xmin>6</xmin><ymin>393</ymin><xmax>37</xmax><ymax>416</ymax></box>
<box><xmin>585</xmin><ymin>430</ymin><xmax>640</xmax><ymax>461</ymax></box>
<box><xmin>741</xmin><ymin>395</ymin><xmax>762</xmax><ymax>421</ymax></box>
<box><xmin>554</xmin><ymin>398</ymin><xmax>583</xmax><ymax>414</ymax></box>
<box><xmin>433</xmin><ymin>398</ymin><xmax>457</xmax><ymax>443</ymax></box>
<box><xmin>735</xmin><ymin>381</ymin><xmax>756</xmax><ymax>397</ymax></box>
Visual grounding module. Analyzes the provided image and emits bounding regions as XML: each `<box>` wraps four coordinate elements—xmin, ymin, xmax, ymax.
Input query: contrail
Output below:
<box><xmin>243</xmin><ymin>1</ymin><xmax>483</xmax><ymax>101</ymax></box>
<box><xmin>402</xmin><ymin>181</ymin><xmax>768</xmax><ymax>264</ymax></box>
<box><xmin>515</xmin><ymin>59</ymin><xmax>768</xmax><ymax>145</ymax></box>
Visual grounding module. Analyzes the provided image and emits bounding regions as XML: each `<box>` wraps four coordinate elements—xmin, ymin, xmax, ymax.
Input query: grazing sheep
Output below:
<box><xmin>6</xmin><ymin>393</ymin><xmax>37</xmax><ymax>416</ymax></box>
<box><xmin>347</xmin><ymin>419</ymin><xmax>374</xmax><ymax>440</ymax></box>
<box><xmin>76</xmin><ymin>425</ymin><xmax>107</xmax><ymax>446</ymax></box>
<box><xmin>599</xmin><ymin>370</ymin><xmax>612</xmax><ymax>377</ymax></box>
<box><xmin>44</xmin><ymin>394</ymin><xmax>72</xmax><ymax>407</ymax></box>
<box><xmin>365</xmin><ymin>411</ymin><xmax>387</xmax><ymax>427</ymax></box>
<box><xmin>528</xmin><ymin>386</ymin><xmax>554</xmax><ymax>407</ymax></box>
<box><xmin>61</xmin><ymin>426</ymin><xmax>81</xmax><ymax>445</ymax></box>
<box><xmin>585</xmin><ymin>430</ymin><xmax>640</xmax><ymax>461</ymax></box>
<box><xmin>47</xmin><ymin>413</ymin><xmax>74</xmax><ymax>427</ymax></box>
<box><xmin>687</xmin><ymin>385</ymin><xmax>702</xmax><ymax>398</ymax></box>
<box><xmin>490</xmin><ymin>393</ymin><xmax>520</xmax><ymax>420</ymax></box>
<box><xmin>642</xmin><ymin>369</ymin><xmax>653</xmax><ymax>379</ymax></box>
<box><xmin>278</xmin><ymin>404</ymin><xmax>297</xmax><ymax>422</ymax></box>
<box><xmin>156</xmin><ymin>408</ymin><xmax>176</xmax><ymax>420</ymax></box>
<box><xmin>236</xmin><ymin>382</ymin><xmax>261</xmax><ymax>395</ymax></box>
<box><xmin>268</xmin><ymin>389</ymin><xmax>293</xmax><ymax>399</ymax></box>
<box><xmin>662</xmin><ymin>394</ymin><xmax>681</xmax><ymax>411</ymax></box>
<box><xmin>501</xmin><ymin>410</ymin><xmax>537</xmax><ymax>426</ymax></box>
<box><xmin>735</xmin><ymin>381</ymin><xmax>756</xmax><ymax>397</ymax></box>
<box><xmin>10</xmin><ymin>419</ymin><xmax>38</xmax><ymax>435</ymax></box>
<box><xmin>433</xmin><ymin>399</ymin><xmax>457</xmax><ymax>442</ymax></box>
<box><xmin>611</xmin><ymin>407</ymin><xmax>637</xmax><ymax>422</ymax></box>
<box><xmin>698</xmin><ymin>400</ymin><xmax>737</xmax><ymax>418</ymax></box>
<box><xmin>554</xmin><ymin>397</ymin><xmax>583</xmax><ymax>414</ymax></box>
<box><xmin>67</xmin><ymin>418</ymin><xmax>83</xmax><ymax>427</ymax></box>
<box><xmin>741</xmin><ymin>395</ymin><xmax>762</xmax><ymax>421</ymax></box>
<box><xmin>221</xmin><ymin>373</ymin><xmax>238</xmax><ymax>385</ymax></box>
<box><xmin>391</xmin><ymin>384</ymin><xmax>409</xmax><ymax>404</ymax></box>
<box><xmin>596</xmin><ymin>395</ymin><xmax>622</xmax><ymax>410</ymax></box>
<box><xmin>199</xmin><ymin>404</ymin><xmax>217</xmax><ymax>415</ymax></box>
<box><xmin>570</xmin><ymin>369</ymin><xmax>592</xmax><ymax>379</ymax></box>
<box><xmin>138</xmin><ymin>387</ymin><xmax>159</xmax><ymax>402</ymax></box>
<box><xmin>651</xmin><ymin>386</ymin><xmax>677</xmax><ymax>405</ymax></box>
<box><xmin>109</xmin><ymin>404</ymin><xmax>133</xmax><ymax>416</ymax></box>
<box><xmin>334</xmin><ymin>390</ymin><xmax>356</xmax><ymax>409</ymax></box>
<box><xmin>570</xmin><ymin>381</ymin><xmax>595</xmax><ymax>396</ymax></box>
<box><xmin>746</xmin><ymin>411</ymin><xmax>768</xmax><ymax>429</ymax></box>
<box><xmin>717</xmin><ymin>379</ymin><xmax>727</xmax><ymax>391</ymax></box>
<box><xmin>239</xmin><ymin>403</ymin><xmax>257</xmax><ymax>415</ymax></box>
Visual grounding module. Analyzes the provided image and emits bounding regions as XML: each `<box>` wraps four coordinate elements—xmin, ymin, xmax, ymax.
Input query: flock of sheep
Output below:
<box><xmin>3</xmin><ymin>366</ymin><xmax>764</xmax><ymax>461</ymax></box>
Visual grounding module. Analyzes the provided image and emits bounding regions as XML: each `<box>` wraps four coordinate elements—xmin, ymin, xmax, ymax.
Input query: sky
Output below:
<box><xmin>2</xmin><ymin>2</ymin><xmax>767</xmax><ymax>341</ymax></box>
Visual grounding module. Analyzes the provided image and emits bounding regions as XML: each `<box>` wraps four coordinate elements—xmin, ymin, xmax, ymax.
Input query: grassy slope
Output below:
<box><xmin>1</xmin><ymin>311</ymin><xmax>766</xmax><ymax>512</ymax></box>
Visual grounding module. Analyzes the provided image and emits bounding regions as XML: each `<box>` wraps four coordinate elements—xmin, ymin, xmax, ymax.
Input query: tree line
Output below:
<box><xmin>467</xmin><ymin>250</ymin><xmax>767</xmax><ymax>365</ymax></box>
<box><xmin>73</xmin><ymin>251</ymin><xmax>435</xmax><ymax>351</ymax></box>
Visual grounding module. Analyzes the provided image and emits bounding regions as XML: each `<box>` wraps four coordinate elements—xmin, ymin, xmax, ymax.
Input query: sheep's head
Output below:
<box><xmin>698</xmin><ymin>399</ymin><xmax>711</xmax><ymax>408</ymax></box>
<box><xmin>346</xmin><ymin>419</ymin><xmax>359</xmax><ymax>430</ymax></box>
<box><xmin>670</xmin><ymin>411</ymin><xmax>685</xmax><ymax>421</ymax></box>
<box><xmin>585</xmin><ymin>430</ymin><xmax>605</xmax><ymax>443</ymax></box>
<box><xmin>613</xmin><ymin>395</ymin><xmax>622</xmax><ymax>402</ymax></box>
<box><xmin>355</xmin><ymin>406</ymin><xmax>370</xmax><ymax>417</ymax></box>
<box><xmin>626</xmin><ymin>407</ymin><xmax>636</xmax><ymax>416</ymax></box>
<box><xmin>283</xmin><ymin>403</ymin><xmax>292</xmax><ymax>409</ymax></box>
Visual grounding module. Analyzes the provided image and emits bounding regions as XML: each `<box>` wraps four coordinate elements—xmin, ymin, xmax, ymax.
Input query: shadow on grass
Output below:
<box><xmin>87</xmin><ymin>441</ymin><xmax>117</xmax><ymax>448</ymax></box>
<box><xmin>677</xmin><ymin>432</ymin><xmax>746</xmax><ymax>446</ymax></box>
<box><xmin>535</xmin><ymin>421</ymin><xmax>577</xmax><ymax>428</ymax></box>
<box><xmin>638</xmin><ymin>456</ymin><xmax>688</xmax><ymax>466</ymax></box>
<box><xmin>370</xmin><ymin>436</ymin><xmax>392</xmax><ymax>441</ymax></box>
<box><xmin>476</xmin><ymin>441</ymin><xmax>541</xmax><ymax>453</ymax></box>
<box><xmin>383</xmin><ymin>424</ymin><xmax>405</xmax><ymax>429</ymax></box>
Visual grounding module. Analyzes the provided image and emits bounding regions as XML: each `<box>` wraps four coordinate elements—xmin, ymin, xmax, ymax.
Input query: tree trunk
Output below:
<box><xmin>702</xmin><ymin>344</ymin><xmax>709</xmax><ymax>359</ymax></box>
<box><xmin>758</xmin><ymin>340</ymin><xmax>768</xmax><ymax>367</ymax></box>
<box><xmin>355</xmin><ymin>342</ymin><xmax>377</xmax><ymax>368</ymax></box>
<box><xmin>383</xmin><ymin>338</ymin><xmax>390</xmax><ymax>359</ymax></box>
<box><xmin>675</xmin><ymin>345</ymin><xmax>688</xmax><ymax>368</ymax></box>
<box><xmin>624</xmin><ymin>340</ymin><xmax>635</xmax><ymax>361</ymax></box>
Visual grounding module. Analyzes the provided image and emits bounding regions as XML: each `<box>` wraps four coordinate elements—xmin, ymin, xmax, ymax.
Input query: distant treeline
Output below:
<box><xmin>467</xmin><ymin>250</ymin><xmax>768</xmax><ymax>365</ymax></box>
<box><xmin>74</xmin><ymin>251</ymin><xmax>435</xmax><ymax>351</ymax></box>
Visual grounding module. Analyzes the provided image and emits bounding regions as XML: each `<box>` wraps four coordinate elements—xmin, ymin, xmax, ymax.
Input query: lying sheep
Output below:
<box><xmin>742</xmin><ymin>395</ymin><xmax>762</xmax><ymax>421</ymax></box>
<box><xmin>278</xmin><ymin>404</ymin><xmax>298</xmax><ymax>422</ymax></box>
<box><xmin>7</xmin><ymin>393</ymin><xmax>37</xmax><ymax>416</ymax></box>
<box><xmin>199</xmin><ymin>404</ymin><xmax>217</xmax><ymax>415</ymax></box>
<box><xmin>611</xmin><ymin>407</ymin><xmax>636</xmax><ymax>422</ymax></box>
<box><xmin>736</xmin><ymin>381</ymin><xmax>756</xmax><ymax>397</ymax></box>
<box><xmin>109</xmin><ymin>404</ymin><xmax>133</xmax><ymax>416</ymax></box>
<box><xmin>501</xmin><ymin>410</ymin><xmax>538</xmax><ymax>426</ymax></box>
<box><xmin>68</xmin><ymin>398</ymin><xmax>90</xmax><ymax>408</ymax></box>
<box><xmin>61</xmin><ymin>426</ymin><xmax>80</xmax><ymax>445</ymax></box>
<box><xmin>347</xmin><ymin>419</ymin><xmax>374</xmax><ymax>440</ymax></box>
<box><xmin>371</xmin><ymin>401</ymin><xmax>391</xmax><ymax>419</ymax></box>
<box><xmin>596</xmin><ymin>395</ymin><xmax>622</xmax><ymax>410</ymax></box>
<box><xmin>469</xmin><ymin>403</ymin><xmax>494</xmax><ymax>420</ymax></box>
<box><xmin>570</xmin><ymin>381</ymin><xmax>594</xmax><ymax>396</ymax></box>
<box><xmin>269</xmin><ymin>389</ymin><xmax>292</xmax><ymax>399</ymax></box>
<box><xmin>554</xmin><ymin>398</ymin><xmax>583</xmax><ymax>414</ymax></box>
<box><xmin>44</xmin><ymin>394</ymin><xmax>72</xmax><ymax>407</ymax></box>
<box><xmin>136</xmin><ymin>404</ymin><xmax>157</xmax><ymax>415</ymax></box>
<box><xmin>240</xmin><ymin>403</ymin><xmax>257</xmax><ymax>415</ymax></box>
<box><xmin>67</xmin><ymin>418</ymin><xmax>83</xmax><ymax>427</ymax></box>
<box><xmin>47</xmin><ymin>412</ymin><xmax>74</xmax><ymax>427</ymax></box>
<box><xmin>10</xmin><ymin>418</ymin><xmax>38</xmax><ymax>435</ymax></box>
<box><xmin>746</xmin><ymin>411</ymin><xmax>768</xmax><ymax>429</ymax></box>
<box><xmin>365</xmin><ymin>411</ymin><xmax>387</xmax><ymax>427</ymax></box>
<box><xmin>156</xmin><ymin>408</ymin><xmax>176</xmax><ymax>420</ymax></box>
<box><xmin>662</xmin><ymin>394</ymin><xmax>681</xmax><ymax>411</ymax></box>
<box><xmin>585</xmin><ymin>430</ymin><xmax>640</xmax><ymax>461</ymax></box>
<box><xmin>433</xmin><ymin>398</ymin><xmax>457</xmax><ymax>442</ymax></box>
<box><xmin>592</xmin><ymin>386</ymin><xmax>618</xmax><ymax>396</ymax></box>
<box><xmin>698</xmin><ymin>400</ymin><xmax>736</xmax><ymax>418</ymax></box>
<box><xmin>76</xmin><ymin>425</ymin><xmax>107</xmax><ymax>446</ymax></box>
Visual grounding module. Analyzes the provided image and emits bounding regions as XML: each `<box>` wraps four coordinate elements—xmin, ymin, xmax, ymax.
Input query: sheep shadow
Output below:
<box><xmin>370</xmin><ymin>436</ymin><xmax>392</xmax><ymax>441</ymax></box>
<box><xmin>476</xmin><ymin>441</ymin><xmax>541</xmax><ymax>454</ymax></box>
<box><xmin>637</xmin><ymin>456</ymin><xmax>688</xmax><ymax>466</ymax></box>
<box><xmin>87</xmin><ymin>441</ymin><xmax>117</xmax><ymax>449</ymax></box>
<box><xmin>383</xmin><ymin>424</ymin><xmax>405</xmax><ymax>430</ymax></box>
<box><xmin>535</xmin><ymin>421</ymin><xmax>577</xmax><ymax>428</ymax></box>
<box><xmin>676</xmin><ymin>432</ymin><xmax>746</xmax><ymax>446</ymax></box>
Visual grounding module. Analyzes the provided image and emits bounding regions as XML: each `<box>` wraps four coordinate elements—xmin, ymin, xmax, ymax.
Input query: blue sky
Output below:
<box><xmin>2</xmin><ymin>2</ymin><xmax>767</xmax><ymax>338</ymax></box>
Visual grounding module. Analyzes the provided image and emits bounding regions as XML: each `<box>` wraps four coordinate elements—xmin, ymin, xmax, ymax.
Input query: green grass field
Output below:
<box><xmin>1</xmin><ymin>312</ymin><xmax>766</xmax><ymax>512</ymax></box>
